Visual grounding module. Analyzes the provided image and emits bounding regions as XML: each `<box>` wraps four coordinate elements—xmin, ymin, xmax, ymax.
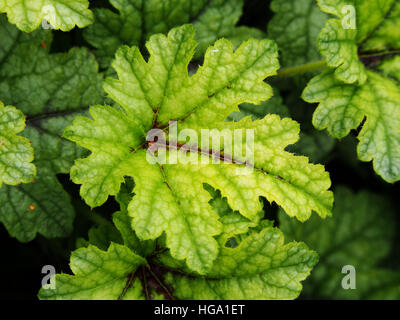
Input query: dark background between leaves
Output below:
<box><xmin>1</xmin><ymin>0</ymin><xmax>399</xmax><ymax>299</ymax></box>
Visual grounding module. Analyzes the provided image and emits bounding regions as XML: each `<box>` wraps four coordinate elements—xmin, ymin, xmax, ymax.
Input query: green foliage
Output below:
<box><xmin>0</xmin><ymin>0</ymin><xmax>93</xmax><ymax>32</ymax></box>
<box><xmin>38</xmin><ymin>180</ymin><xmax>318</xmax><ymax>300</ymax></box>
<box><xmin>0</xmin><ymin>0</ymin><xmax>399</xmax><ymax>302</ymax></box>
<box><xmin>268</xmin><ymin>0</ymin><xmax>328</xmax><ymax>67</ymax></box>
<box><xmin>164</xmin><ymin>227</ymin><xmax>318</xmax><ymax>300</ymax></box>
<box><xmin>303</xmin><ymin>68</ymin><xmax>400</xmax><ymax>183</ymax></box>
<box><xmin>83</xmin><ymin>0</ymin><xmax>265</xmax><ymax>68</ymax></box>
<box><xmin>280</xmin><ymin>186</ymin><xmax>400</xmax><ymax>299</ymax></box>
<box><xmin>38</xmin><ymin>243</ymin><xmax>147</xmax><ymax>300</ymax></box>
<box><xmin>0</xmin><ymin>14</ymin><xmax>103</xmax><ymax>241</ymax></box>
<box><xmin>228</xmin><ymin>88</ymin><xmax>336</xmax><ymax>164</ymax></box>
<box><xmin>302</xmin><ymin>0</ymin><xmax>400</xmax><ymax>182</ymax></box>
<box><xmin>64</xmin><ymin>24</ymin><xmax>333</xmax><ymax>274</ymax></box>
<box><xmin>227</xmin><ymin>88</ymin><xmax>290</xmax><ymax>121</ymax></box>
<box><xmin>0</xmin><ymin>102</ymin><xmax>35</xmax><ymax>186</ymax></box>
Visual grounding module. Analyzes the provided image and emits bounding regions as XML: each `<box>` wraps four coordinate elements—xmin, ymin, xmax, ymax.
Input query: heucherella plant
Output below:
<box><xmin>0</xmin><ymin>0</ymin><xmax>399</xmax><ymax>302</ymax></box>
<box><xmin>301</xmin><ymin>0</ymin><xmax>400</xmax><ymax>183</ymax></box>
<box><xmin>36</xmin><ymin>23</ymin><xmax>334</xmax><ymax>300</ymax></box>
<box><xmin>62</xmin><ymin>24</ymin><xmax>333</xmax><ymax>275</ymax></box>
<box><xmin>38</xmin><ymin>179</ymin><xmax>320</xmax><ymax>300</ymax></box>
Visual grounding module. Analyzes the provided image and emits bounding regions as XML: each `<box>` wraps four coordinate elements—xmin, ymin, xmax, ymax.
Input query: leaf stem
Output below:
<box><xmin>359</xmin><ymin>49</ymin><xmax>400</xmax><ymax>58</ymax></box>
<box><xmin>274</xmin><ymin>60</ymin><xmax>327</xmax><ymax>79</ymax></box>
<box><xmin>146</xmin><ymin>265</ymin><xmax>175</xmax><ymax>300</ymax></box>
<box><xmin>118</xmin><ymin>272</ymin><xmax>136</xmax><ymax>300</ymax></box>
<box><xmin>272</xmin><ymin>49</ymin><xmax>400</xmax><ymax>80</ymax></box>
<box><xmin>142</xmin><ymin>267</ymin><xmax>150</xmax><ymax>300</ymax></box>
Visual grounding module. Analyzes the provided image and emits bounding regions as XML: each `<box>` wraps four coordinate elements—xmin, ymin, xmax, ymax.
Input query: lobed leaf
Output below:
<box><xmin>303</xmin><ymin>0</ymin><xmax>400</xmax><ymax>182</ymax></box>
<box><xmin>316</xmin><ymin>0</ymin><xmax>400</xmax><ymax>84</ymax></box>
<box><xmin>318</xmin><ymin>19</ymin><xmax>367</xmax><ymax>84</ymax></box>
<box><xmin>164</xmin><ymin>227</ymin><xmax>318</xmax><ymax>300</ymax></box>
<box><xmin>39</xmin><ymin>223</ymin><xmax>319</xmax><ymax>300</ymax></box>
<box><xmin>38</xmin><ymin>243</ymin><xmax>147</xmax><ymax>300</ymax></box>
<box><xmin>113</xmin><ymin>180</ymin><xmax>156</xmax><ymax>257</ymax></box>
<box><xmin>303</xmin><ymin>68</ymin><xmax>400</xmax><ymax>183</ymax></box>
<box><xmin>65</xmin><ymin>25</ymin><xmax>333</xmax><ymax>274</ymax></box>
<box><xmin>0</xmin><ymin>101</ymin><xmax>35</xmax><ymax>187</ymax></box>
<box><xmin>0</xmin><ymin>0</ymin><xmax>93</xmax><ymax>32</ymax></box>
